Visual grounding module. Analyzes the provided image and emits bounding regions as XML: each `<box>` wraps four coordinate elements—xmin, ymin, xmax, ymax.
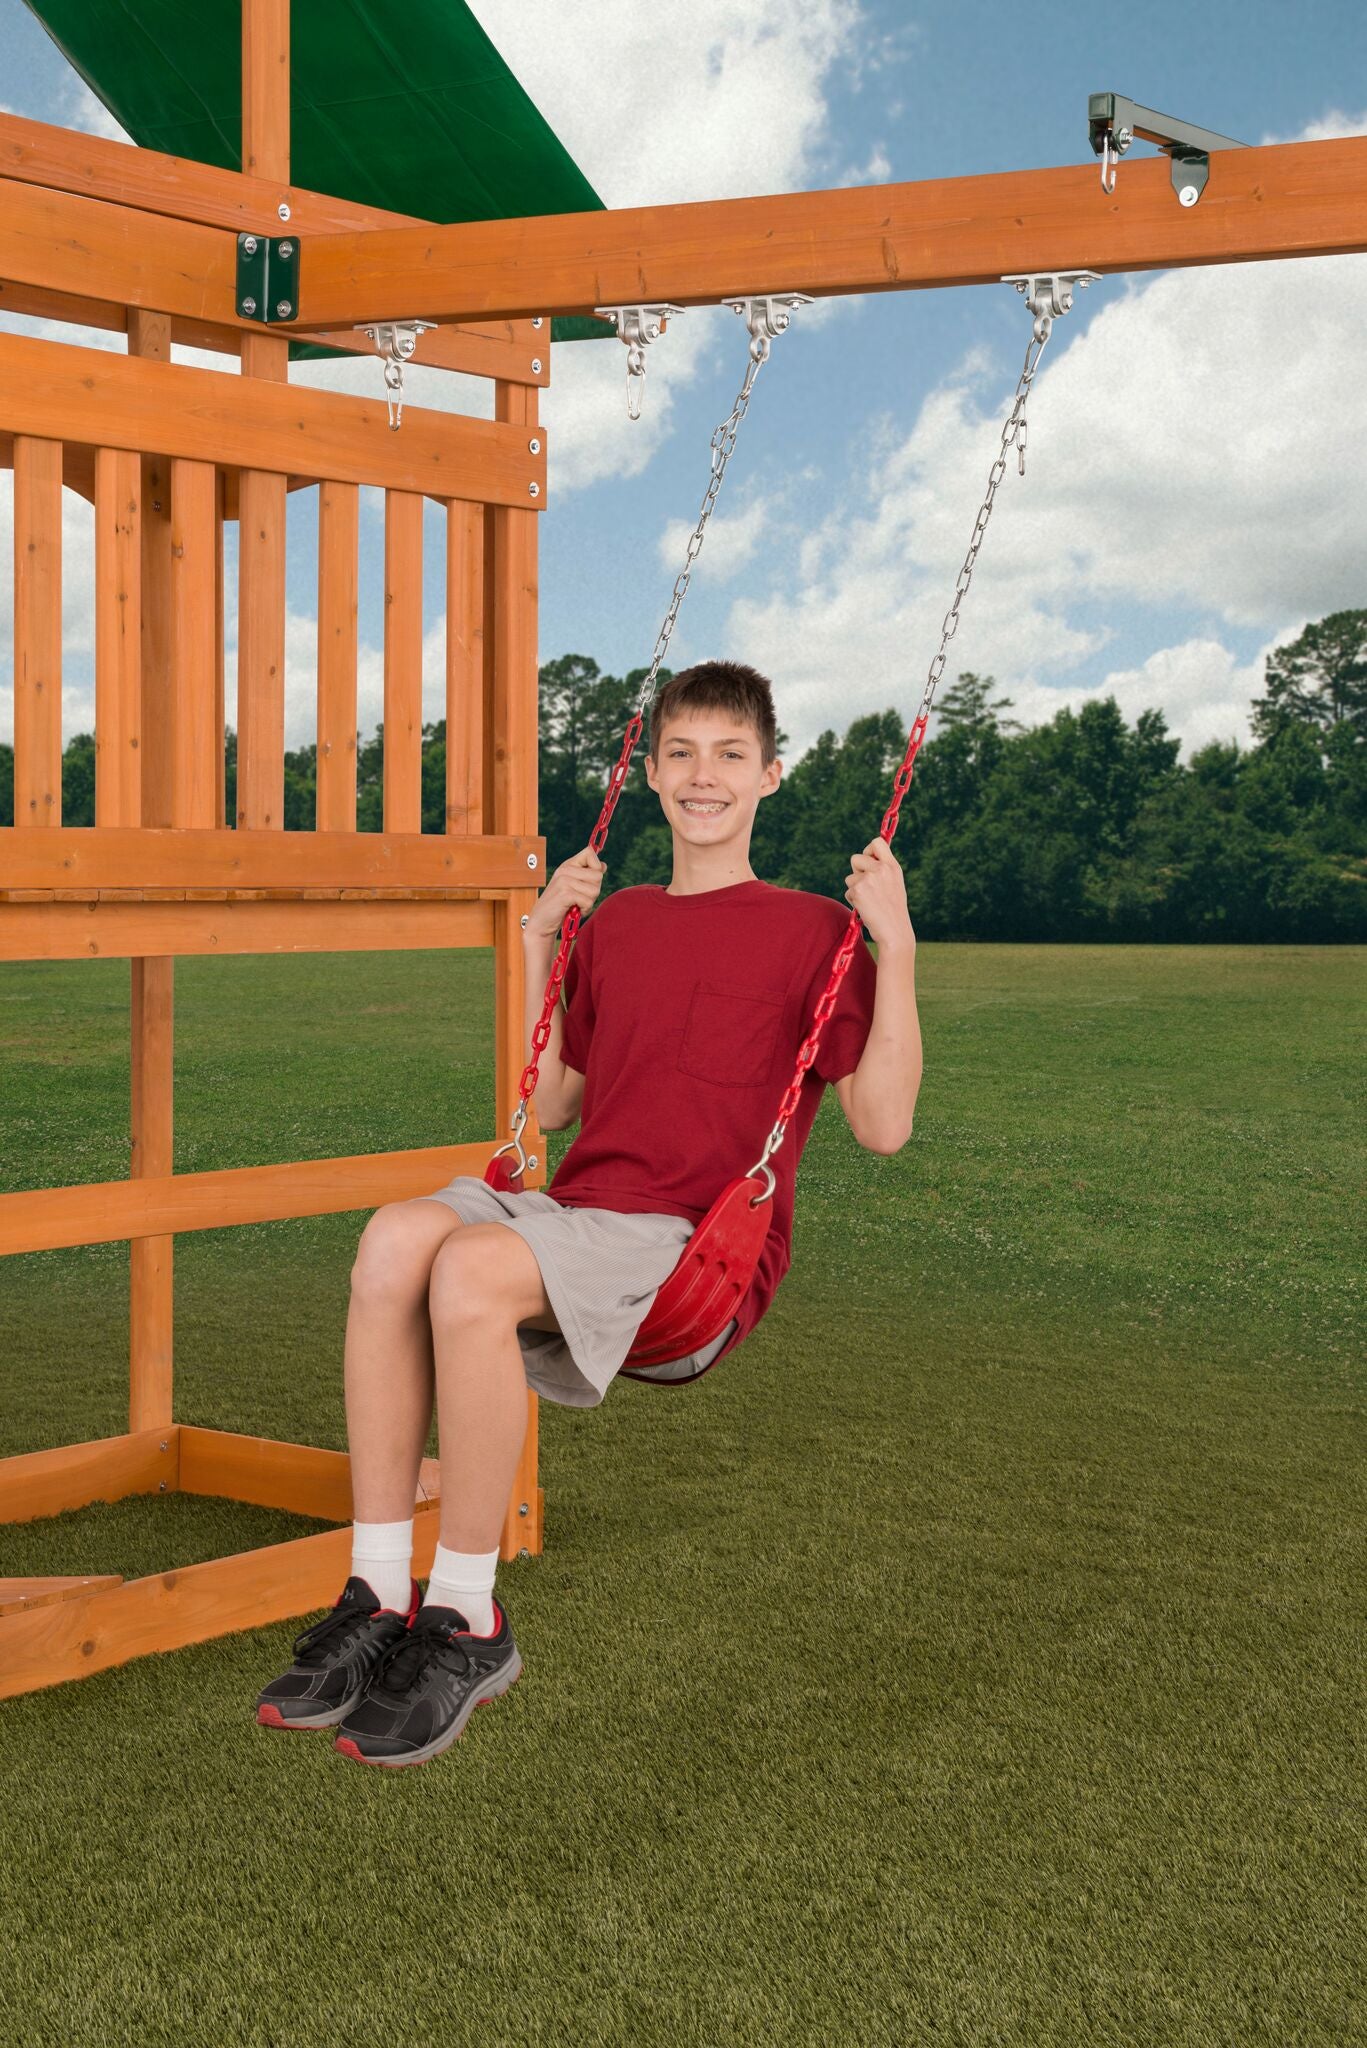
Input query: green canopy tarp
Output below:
<box><xmin>22</xmin><ymin>0</ymin><xmax>609</xmax><ymax>342</ymax></box>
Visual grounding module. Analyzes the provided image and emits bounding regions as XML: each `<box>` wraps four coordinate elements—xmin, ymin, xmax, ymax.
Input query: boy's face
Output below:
<box><xmin>644</xmin><ymin>707</ymin><xmax>782</xmax><ymax>851</ymax></box>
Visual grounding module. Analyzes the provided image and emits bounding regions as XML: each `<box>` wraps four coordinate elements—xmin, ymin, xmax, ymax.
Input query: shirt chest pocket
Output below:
<box><xmin>678</xmin><ymin>980</ymin><xmax>786</xmax><ymax>1089</ymax></box>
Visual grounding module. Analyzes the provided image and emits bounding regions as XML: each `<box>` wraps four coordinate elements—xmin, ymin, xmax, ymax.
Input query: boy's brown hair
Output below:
<box><xmin>648</xmin><ymin>659</ymin><xmax>778</xmax><ymax>769</ymax></box>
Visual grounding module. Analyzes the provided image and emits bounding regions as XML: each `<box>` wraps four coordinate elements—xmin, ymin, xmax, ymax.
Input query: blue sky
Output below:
<box><xmin>3</xmin><ymin>0</ymin><xmax>1366</xmax><ymax>764</ymax></box>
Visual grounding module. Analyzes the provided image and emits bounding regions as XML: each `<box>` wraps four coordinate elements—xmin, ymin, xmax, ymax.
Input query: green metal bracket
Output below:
<box><xmin>1088</xmin><ymin>92</ymin><xmax>1247</xmax><ymax>206</ymax></box>
<box><xmin>235</xmin><ymin>233</ymin><xmax>300</xmax><ymax>323</ymax></box>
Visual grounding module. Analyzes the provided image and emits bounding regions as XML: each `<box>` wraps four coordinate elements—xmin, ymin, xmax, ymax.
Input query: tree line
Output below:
<box><xmin>4</xmin><ymin>610</ymin><xmax>1363</xmax><ymax>941</ymax></box>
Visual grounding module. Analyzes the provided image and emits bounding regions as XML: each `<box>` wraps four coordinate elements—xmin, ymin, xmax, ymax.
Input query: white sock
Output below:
<box><xmin>423</xmin><ymin>1543</ymin><xmax>500</xmax><ymax>1636</ymax></box>
<box><xmin>350</xmin><ymin>1517</ymin><xmax>415</xmax><ymax>1614</ymax></box>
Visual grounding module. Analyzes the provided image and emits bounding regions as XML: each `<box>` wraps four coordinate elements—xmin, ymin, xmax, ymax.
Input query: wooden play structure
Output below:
<box><xmin>2</xmin><ymin>12</ymin><xmax>1365</xmax><ymax>1697</ymax></box>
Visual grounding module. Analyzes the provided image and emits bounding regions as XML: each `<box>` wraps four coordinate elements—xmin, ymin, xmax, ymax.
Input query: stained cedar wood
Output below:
<box><xmin>383</xmin><ymin>490</ymin><xmax>425</xmax><ymax>834</ymax></box>
<box><xmin>445</xmin><ymin>499</ymin><xmax>484</xmax><ymax>834</ymax></box>
<box><xmin>486</xmin><ymin>380</ymin><xmax>545</xmax><ymax>1560</ymax></box>
<box><xmin>12</xmin><ymin>436</ymin><xmax>62</xmax><ymax>827</ymax></box>
<box><xmin>126</xmin><ymin>309</ymin><xmax>174</xmax><ymax>1437</ymax></box>
<box><xmin>0</xmin><ymin>1139</ymin><xmax>500</xmax><ymax>1255</ymax></box>
<box><xmin>0</xmin><ymin>331</ymin><xmax>546</xmax><ymax>505</ymax></box>
<box><xmin>292</xmin><ymin>133</ymin><xmax>1367</xmax><ymax>328</ymax></box>
<box><xmin>317</xmin><ymin>481</ymin><xmax>360</xmax><ymax>831</ymax></box>
<box><xmin>237</xmin><ymin>342</ymin><xmax>289</xmax><ymax>832</ymax></box>
<box><xmin>93</xmin><ymin>448</ymin><xmax>142</xmax><ymax>828</ymax></box>
<box><xmin>0</xmin><ymin>108</ymin><xmax>548</xmax><ymax>382</ymax></box>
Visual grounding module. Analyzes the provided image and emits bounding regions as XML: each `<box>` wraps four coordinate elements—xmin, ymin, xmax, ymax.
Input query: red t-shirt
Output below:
<box><xmin>550</xmin><ymin>878</ymin><xmax>879</xmax><ymax>1359</ymax></box>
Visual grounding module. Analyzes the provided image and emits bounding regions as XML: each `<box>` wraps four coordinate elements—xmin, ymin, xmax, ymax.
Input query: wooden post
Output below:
<box><xmin>126</xmin><ymin>308</ymin><xmax>174</xmax><ymax>1436</ymax></box>
<box><xmin>237</xmin><ymin>0</ymin><xmax>290</xmax><ymax>830</ymax></box>
<box><xmin>489</xmin><ymin>381</ymin><xmax>545</xmax><ymax>1561</ymax></box>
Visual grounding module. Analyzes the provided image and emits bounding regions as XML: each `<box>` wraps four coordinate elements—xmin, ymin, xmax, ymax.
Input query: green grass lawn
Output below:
<box><xmin>0</xmin><ymin>942</ymin><xmax>1362</xmax><ymax>2048</ymax></box>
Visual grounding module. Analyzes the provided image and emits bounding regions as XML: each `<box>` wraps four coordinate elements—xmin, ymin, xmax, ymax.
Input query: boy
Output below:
<box><xmin>256</xmin><ymin>660</ymin><xmax>922</xmax><ymax>1766</ymax></box>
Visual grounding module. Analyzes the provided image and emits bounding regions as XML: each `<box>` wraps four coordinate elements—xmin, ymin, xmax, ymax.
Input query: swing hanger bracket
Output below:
<box><xmin>1088</xmin><ymin>92</ymin><xmax>1247</xmax><ymax>207</ymax></box>
<box><xmin>593</xmin><ymin>303</ymin><xmax>685</xmax><ymax>419</ymax></box>
<box><xmin>721</xmin><ymin>293</ymin><xmax>814</xmax><ymax>362</ymax></box>
<box><xmin>1000</xmin><ymin>272</ymin><xmax>1100</xmax><ymax>342</ymax></box>
<box><xmin>357</xmin><ymin>320</ymin><xmax>437</xmax><ymax>429</ymax></box>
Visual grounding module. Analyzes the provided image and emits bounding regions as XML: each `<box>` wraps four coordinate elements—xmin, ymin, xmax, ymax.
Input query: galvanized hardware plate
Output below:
<box><xmin>235</xmin><ymin>234</ymin><xmax>300</xmax><ymax>323</ymax></box>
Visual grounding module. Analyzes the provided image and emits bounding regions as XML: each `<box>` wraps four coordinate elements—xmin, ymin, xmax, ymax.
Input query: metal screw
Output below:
<box><xmin>520</xmin><ymin>913</ymin><xmax>529</xmax><ymax>928</ymax></box>
<box><xmin>276</xmin><ymin>300</ymin><xmax>292</xmax><ymax>319</ymax></box>
<box><xmin>278</xmin><ymin>242</ymin><xmax>294</xmax><ymax>259</ymax></box>
<box><xmin>532</xmin><ymin>317</ymin><xmax>543</xmax><ymax>329</ymax></box>
<box><xmin>528</xmin><ymin>437</ymin><xmax>541</xmax><ymax>454</ymax></box>
<box><xmin>528</xmin><ymin>481</ymin><xmax>540</xmax><ymax>498</ymax></box>
<box><xmin>160</xmin><ymin>1440</ymin><xmax>168</xmax><ymax>1450</ymax></box>
<box><xmin>159</xmin><ymin>1481</ymin><xmax>167</xmax><ymax>1492</ymax></box>
<box><xmin>242</xmin><ymin>235</ymin><xmax>259</xmax><ymax>256</ymax></box>
<box><xmin>526</xmin><ymin>853</ymin><xmax>538</xmax><ymax>867</ymax></box>
<box><xmin>278</xmin><ymin>201</ymin><xmax>291</xmax><ymax>222</ymax></box>
<box><xmin>518</xmin><ymin>1502</ymin><xmax>529</xmax><ymax>1517</ymax></box>
<box><xmin>531</xmin><ymin>357</ymin><xmax>543</xmax><ymax>374</ymax></box>
<box><xmin>241</xmin><ymin>298</ymin><xmax>257</xmax><ymax>317</ymax></box>
<box><xmin>518</xmin><ymin>1547</ymin><xmax>530</xmax><ymax>1559</ymax></box>
<box><xmin>528</xmin><ymin>1155</ymin><xmax>539</xmax><ymax>1170</ymax></box>
<box><xmin>1179</xmin><ymin>185</ymin><xmax>1199</xmax><ymax>208</ymax></box>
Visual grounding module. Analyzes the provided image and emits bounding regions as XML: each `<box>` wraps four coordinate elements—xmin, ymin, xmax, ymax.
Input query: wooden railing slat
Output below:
<box><xmin>94</xmin><ymin>448</ymin><xmax>142</xmax><ymax>829</ymax></box>
<box><xmin>12</xmin><ymin>435</ymin><xmax>63</xmax><ymax>828</ymax></box>
<box><xmin>317</xmin><ymin>481</ymin><xmax>360</xmax><ymax>832</ymax></box>
<box><xmin>0</xmin><ymin>897</ymin><xmax>494</xmax><ymax>963</ymax></box>
<box><xmin>383</xmin><ymin>491</ymin><xmax>425</xmax><ymax>835</ymax></box>
<box><xmin>445</xmin><ymin>500</ymin><xmax>484</xmax><ymax>834</ymax></box>
<box><xmin>0</xmin><ymin>1141</ymin><xmax>500</xmax><ymax>1255</ymax></box>
<box><xmin>0</xmin><ymin>823</ymin><xmax>542</xmax><ymax>889</ymax></box>
<box><xmin>169</xmin><ymin>459</ymin><xmax>219</xmax><ymax>829</ymax></box>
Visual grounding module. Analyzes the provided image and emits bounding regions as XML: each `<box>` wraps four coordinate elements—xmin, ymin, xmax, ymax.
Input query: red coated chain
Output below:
<box><xmin>512</xmin><ymin>713</ymin><xmax>644</xmax><ymax>1111</ymax></box>
<box><xmin>757</xmin><ymin>709</ymin><xmax>928</xmax><ymax>1148</ymax></box>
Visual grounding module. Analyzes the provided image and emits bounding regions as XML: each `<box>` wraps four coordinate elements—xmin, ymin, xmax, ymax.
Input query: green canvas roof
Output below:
<box><xmin>22</xmin><ymin>0</ymin><xmax>609</xmax><ymax>343</ymax></box>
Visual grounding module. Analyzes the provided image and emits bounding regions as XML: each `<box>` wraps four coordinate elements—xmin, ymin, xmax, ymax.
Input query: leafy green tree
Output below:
<box><xmin>1251</xmin><ymin>611</ymin><xmax>1367</xmax><ymax>748</ymax></box>
<box><xmin>61</xmin><ymin>732</ymin><xmax>96</xmax><ymax>825</ymax></box>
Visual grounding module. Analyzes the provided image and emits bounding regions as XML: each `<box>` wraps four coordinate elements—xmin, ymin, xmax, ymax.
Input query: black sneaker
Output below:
<box><xmin>256</xmin><ymin>1575</ymin><xmax>420</xmax><ymax>1731</ymax></box>
<box><xmin>333</xmin><ymin>1598</ymin><xmax>522</xmax><ymax>1768</ymax></box>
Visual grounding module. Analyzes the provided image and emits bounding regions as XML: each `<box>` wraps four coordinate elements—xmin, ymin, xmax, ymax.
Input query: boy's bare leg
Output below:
<box><xmin>344</xmin><ymin>1198</ymin><xmax>467</xmax><ymax>1523</ymax></box>
<box><xmin>426</xmin><ymin>1223</ymin><xmax>560</xmax><ymax>1553</ymax></box>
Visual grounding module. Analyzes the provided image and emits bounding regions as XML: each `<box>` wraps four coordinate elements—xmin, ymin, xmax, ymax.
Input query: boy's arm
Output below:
<box><xmin>832</xmin><ymin>839</ymin><xmax>921</xmax><ymax>1155</ymax></box>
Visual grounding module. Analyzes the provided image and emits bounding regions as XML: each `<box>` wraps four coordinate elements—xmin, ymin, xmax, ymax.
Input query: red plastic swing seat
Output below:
<box><xmin>483</xmin><ymin>1157</ymin><xmax>770</xmax><ymax>1375</ymax></box>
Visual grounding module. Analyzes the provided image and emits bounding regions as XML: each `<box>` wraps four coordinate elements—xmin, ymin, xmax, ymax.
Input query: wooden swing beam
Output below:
<box><xmin>289</xmin><ymin>131</ymin><xmax>1367</xmax><ymax>328</ymax></box>
<box><xmin>3</xmin><ymin>22</ymin><xmax>1365</xmax><ymax>1699</ymax></box>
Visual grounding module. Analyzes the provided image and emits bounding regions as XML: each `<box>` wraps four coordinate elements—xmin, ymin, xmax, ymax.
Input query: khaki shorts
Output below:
<box><xmin>420</xmin><ymin>1175</ymin><xmax>737</xmax><ymax>1407</ymax></box>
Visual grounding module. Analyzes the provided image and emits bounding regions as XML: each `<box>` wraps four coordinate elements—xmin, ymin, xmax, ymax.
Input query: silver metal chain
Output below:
<box><xmin>633</xmin><ymin>347</ymin><xmax>765</xmax><ymax>720</ymax></box>
<box><xmin>909</xmin><ymin>274</ymin><xmax>1095</xmax><ymax>745</ymax></box>
<box><xmin>911</xmin><ymin>325</ymin><xmax>1050</xmax><ymax>738</ymax></box>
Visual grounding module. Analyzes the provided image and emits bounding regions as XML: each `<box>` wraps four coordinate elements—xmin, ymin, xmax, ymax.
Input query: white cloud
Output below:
<box><xmin>658</xmin><ymin>495</ymin><xmax>770</xmax><ymax>585</ymax></box>
<box><xmin>466</xmin><ymin>0</ymin><xmax>867</xmax><ymax>491</ymax></box>
<box><xmin>1258</xmin><ymin>108</ymin><xmax>1367</xmax><ymax>145</ymax></box>
<box><xmin>468</xmin><ymin>0</ymin><xmax>862</xmax><ymax>210</ymax></box>
<box><xmin>58</xmin><ymin>75</ymin><xmax>132</xmax><ymax>144</ymax></box>
<box><xmin>1025</xmin><ymin>636</ymin><xmax>1275</xmax><ymax>755</ymax></box>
